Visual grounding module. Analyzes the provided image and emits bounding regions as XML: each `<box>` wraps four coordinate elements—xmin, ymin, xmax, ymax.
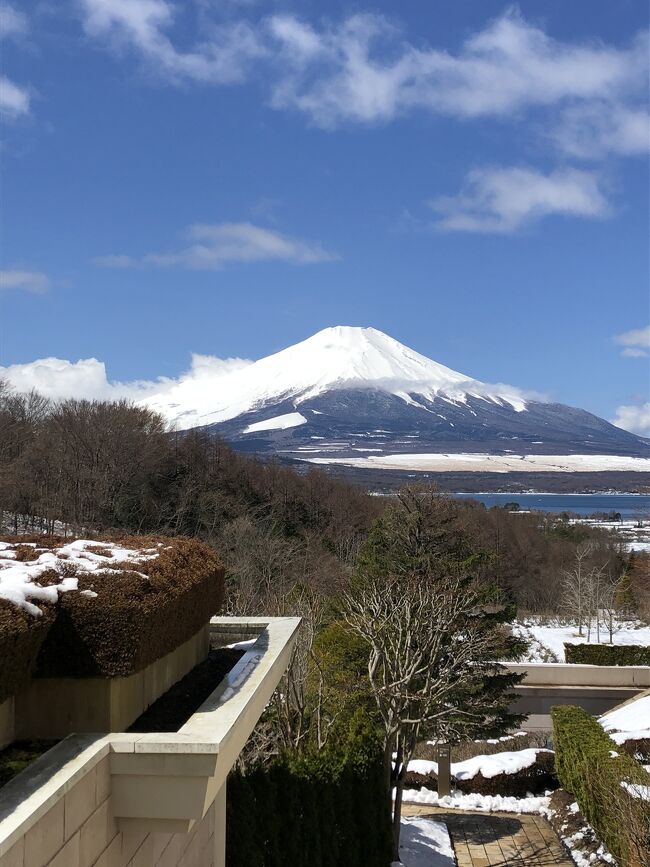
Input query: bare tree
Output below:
<box><xmin>562</xmin><ymin>543</ymin><xmax>595</xmax><ymax>636</ymax></box>
<box><xmin>343</xmin><ymin>571</ymin><xmax>518</xmax><ymax>861</ymax></box>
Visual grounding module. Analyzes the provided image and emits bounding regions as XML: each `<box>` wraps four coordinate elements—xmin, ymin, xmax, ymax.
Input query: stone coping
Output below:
<box><xmin>505</xmin><ymin>662</ymin><xmax>650</xmax><ymax>687</ymax></box>
<box><xmin>0</xmin><ymin>616</ymin><xmax>301</xmax><ymax>855</ymax></box>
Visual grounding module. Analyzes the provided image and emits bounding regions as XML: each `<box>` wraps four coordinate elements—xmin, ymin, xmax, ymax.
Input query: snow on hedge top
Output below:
<box><xmin>0</xmin><ymin>540</ymin><xmax>161</xmax><ymax>617</ymax></box>
<box><xmin>142</xmin><ymin>326</ymin><xmax>529</xmax><ymax>429</ymax></box>
<box><xmin>599</xmin><ymin>693</ymin><xmax>650</xmax><ymax>743</ymax></box>
<box><xmin>408</xmin><ymin>748</ymin><xmax>551</xmax><ymax>781</ymax></box>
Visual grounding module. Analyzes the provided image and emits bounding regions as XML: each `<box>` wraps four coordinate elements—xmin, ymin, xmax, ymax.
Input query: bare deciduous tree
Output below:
<box><xmin>343</xmin><ymin>571</ymin><xmax>517</xmax><ymax>860</ymax></box>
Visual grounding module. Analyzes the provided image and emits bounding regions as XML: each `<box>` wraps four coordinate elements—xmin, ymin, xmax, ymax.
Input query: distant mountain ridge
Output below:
<box><xmin>141</xmin><ymin>326</ymin><xmax>649</xmax><ymax>468</ymax></box>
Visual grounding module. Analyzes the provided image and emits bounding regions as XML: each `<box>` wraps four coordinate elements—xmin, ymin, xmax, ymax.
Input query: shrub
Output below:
<box><xmin>564</xmin><ymin>643</ymin><xmax>650</xmax><ymax>666</ymax></box>
<box><xmin>551</xmin><ymin>705</ymin><xmax>650</xmax><ymax>866</ymax></box>
<box><xmin>404</xmin><ymin>749</ymin><xmax>556</xmax><ymax>797</ymax></box>
<box><xmin>226</xmin><ymin>725</ymin><xmax>391</xmax><ymax>867</ymax></box>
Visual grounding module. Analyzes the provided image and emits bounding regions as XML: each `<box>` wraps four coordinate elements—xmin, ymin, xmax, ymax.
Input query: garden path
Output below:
<box><xmin>402</xmin><ymin>805</ymin><xmax>574</xmax><ymax>866</ymax></box>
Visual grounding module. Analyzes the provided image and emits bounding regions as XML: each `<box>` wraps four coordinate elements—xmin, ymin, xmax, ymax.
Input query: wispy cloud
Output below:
<box><xmin>79</xmin><ymin>0</ymin><xmax>266</xmax><ymax>85</ymax></box>
<box><xmin>614</xmin><ymin>325</ymin><xmax>650</xmax><ymax>358</ymax></box>
<box><xmin>611</xmin><ymin>401</ymin><xmax>650</xmax><ymax>437</ymax></box>
<box><xmin>0</xmin><ymin>2</ymin><xmax>27</xmax><ymax>39</ymax></box>
<box><xmin>94</xmin><ymin>221</ymin><xmax>337</xmax><ymax>270</ymax></box>
<box><xmin>428</xmin><ymin>166</ymin><xmax>610</xmax><ymax>234</ymax></box>
<box><xmin>0</xmin><ymin>3</ymin><xmax>30</xmax><ymax>118</ymax></box>
<box><xmin>0</xmin><ymin>270</ymin><xmax>50</xmax><ymax>294</ymax></box>
<box><xmin>76</xmin><ymin>2</ymin><xmax>648</xmax><ymax>153</ymax></box>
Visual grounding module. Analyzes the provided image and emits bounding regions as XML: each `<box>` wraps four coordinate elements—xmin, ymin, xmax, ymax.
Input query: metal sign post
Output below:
<box><xmin>435</xmin><ymin>743</ymin><xmax>451</xmax><ymax>796</ymax></box>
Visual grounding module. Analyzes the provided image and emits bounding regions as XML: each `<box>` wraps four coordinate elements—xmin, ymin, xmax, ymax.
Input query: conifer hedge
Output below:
<box><xmin>564</xmin><ymin>643</ymin><xmax>650</xmax><ymax>666</ymax></box>
<box><xmin>226</xmin><ymin>729</ymin><xmax>391</xmax><ymax>867</ymax></box>
<box><xmin>551</xmin><ymin>705</ymin><xmax>650</xmax><ymax>864</ymax></box>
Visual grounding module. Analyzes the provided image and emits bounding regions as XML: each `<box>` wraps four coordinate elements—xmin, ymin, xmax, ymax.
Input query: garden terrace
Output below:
<box><xmin>0</xmin><ymin>536</ymin><xmax>225</xmax><ymax>743</ymax></box>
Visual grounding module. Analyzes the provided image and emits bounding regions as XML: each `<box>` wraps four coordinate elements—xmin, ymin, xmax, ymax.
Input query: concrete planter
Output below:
<box><xmin>0</xmin><ymin>617</ymin><xmax>300</xmax><ymax>867</ymax></box>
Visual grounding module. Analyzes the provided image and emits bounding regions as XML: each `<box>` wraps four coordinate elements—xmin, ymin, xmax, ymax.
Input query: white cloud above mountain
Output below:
<box><xmin>614</xmin><ymin>325</ymin><xmax>650</xmax><ymax>358</ymax></box>
<box><xmin>429</xmin><ymin>166</ymin><xmax>609</xmax><ymax>234</ymax></box>
<box><xmin>76</xmin><ymin>3</ymin><xmax>648</xmax><ymax>149</ymax></box>
<box><xmin>0</xmin><ymin>270</ymin><xmax>51</xmax><ymax>294</ymax></box>
<box><xmin>0</xmin><ymin>3</ymin><xmax>30</xmax><ymax>118</ymax></box>
<box><xmin>93</xmin><ymin>222</ymin><xmax>336</xmax><ymax>270</ymax></box>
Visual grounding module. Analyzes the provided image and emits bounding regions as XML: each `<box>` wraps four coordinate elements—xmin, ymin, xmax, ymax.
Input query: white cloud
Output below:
<box><xmin>611</xmin><ymin>402</ymin><xmax>650</xmax><ymax>437</ymax></box>
<box><xmin>0</xmin><ymin>74</ymin><xmax>30</xmax><ymax>118</ymax></box>
<box><xmin>0</xmin><ymin>353</ymin><xmax>252</xmax><ymax>402</ymax></box>
<box><xmin>266</xmin><ymin>9</ymin><xmax>647</xmax><ymax>132</ymax></box>
<box><xmin>94</xmin><ymin>221</ymin><xmax>336</xmax><ymax>269</ymax></box>
<box><xmin>0</xmin><ymin>4</ymin><xmax>30</xmax><ymax>118</ymax></box>
<box><xmin>75</xmin><ymin>4</ymin><xmax>648</xmax><ymax>172</ymax></box>
<box><xmin>0</xmin><ymin>270</ymin><xmax>50</xmax><ymax>294</ymax></box>
<box><xmin>79</xmin><ymin>0</ymin><xmax>266</xmax><ymax>85</ymax></box>
<box><xmin>614</xmin><ymin>325</ymin><xmax>650</xmax><ymax>358</ymax></box>
<box><xmin>429</xmin><ymin>166</ymin><xmax>609</xmax><ymax>233</ymax></box>
<box><xmin>554</xmin><ymin>103</ymin><xmax>650</xmax><ymax>159</ymax></box>
<box><xmin>0</xmin><ymin>2</ymin><xmax>27</xmax><ymax>40</ymax></box>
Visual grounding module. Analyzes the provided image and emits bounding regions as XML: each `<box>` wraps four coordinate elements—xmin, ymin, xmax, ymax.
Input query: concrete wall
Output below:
<box><xmin>0</xmin><ymin>757</ymin><xmax>223</xmax><ymax>867</ymax></box>
<box><xmin>505</xmin><ymin>663</ymin><xmax>650</xmax><ymax>730</ymax></box>
<box><xmin>13</xmin><ymin>627</ymin><xmax>209</xmax><ymax>739</ymax></box>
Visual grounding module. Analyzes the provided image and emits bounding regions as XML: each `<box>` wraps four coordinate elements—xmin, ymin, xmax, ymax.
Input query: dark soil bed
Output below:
<box><xmin>0</xmin><ymin>740</ymin><xmax>59</xmax><ymax>790</ymax></box>
<box><xmin>128</xmin><ymin>647</ymin><xmax>244</xmax><ymax>732</ymax></box>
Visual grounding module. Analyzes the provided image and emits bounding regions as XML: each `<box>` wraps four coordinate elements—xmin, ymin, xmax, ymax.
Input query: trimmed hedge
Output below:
<box><xmin>35</xmin><ymin>537</ymin><xmax>225</xmax><ymax>678</ymax></box>
<box><xmin>227</xmin><ymin>736</ymin><xmax>391</xmax><ymax>867</ymax></box>
<box><xmin>404</xmin><ymin>750</ymin><xmax>557</xmax><ymax>797</ymax></box>
<box><xmin>564</xmin><ymin>643</ymin><xmax>650</xmax><ymax>666</ymax></box>
<box><xmin>0</xmin><ymin>601</ymin><xmax>54</xmax><ymax>705</ymax></box>
<box><xmin>552</xmin><ymin>705</ymin><xmax>650</xmax><ymax>865</ymax></box>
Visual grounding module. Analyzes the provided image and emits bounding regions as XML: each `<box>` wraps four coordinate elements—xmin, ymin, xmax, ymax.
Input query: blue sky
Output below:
<box><xmin>1</xmin><ymin>0</ymin><xmax>649</xmax><ymax>433</ymax></box>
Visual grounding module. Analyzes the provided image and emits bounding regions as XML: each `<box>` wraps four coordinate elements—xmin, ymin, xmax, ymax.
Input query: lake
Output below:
<box><xmin>452</xmin><ymin>493</ymin><xmax>650</xmax><ymax>518</ymax></box>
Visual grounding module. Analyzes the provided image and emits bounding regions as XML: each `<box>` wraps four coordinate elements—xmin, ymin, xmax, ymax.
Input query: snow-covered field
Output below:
<box><xmin>306</xmin><ymin>452</ymin><xmax>650</xmax><ymax>473</ymax></box>
<box><xmin>0</xmin><ymin>539</ymin><xmax>161</xmax><ymax>615</ymax></box>
<box><xmin>514</xmin><ymin>618</ymin><xmax>650</xmax><ymax>663</ymax></box>
<box><xmin>570</xmin><ymin>518</ymin><xmax>650</xmax><ymax>554</ymax></box>
<box><xmin>394</xmin><ymin>817</ymin><xmax>455</xmax><ymax>867</ymax></box>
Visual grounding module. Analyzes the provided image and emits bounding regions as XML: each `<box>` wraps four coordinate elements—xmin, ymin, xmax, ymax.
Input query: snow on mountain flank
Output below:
<box><xmin>141</xmin><ymin>326</ymin><xmax>529</xmax><ymax>429</ymax></box>
<box><xmin>243</xmin><ymin>412</ymin><xmax>308</xmax><ymax>434</ymax></box>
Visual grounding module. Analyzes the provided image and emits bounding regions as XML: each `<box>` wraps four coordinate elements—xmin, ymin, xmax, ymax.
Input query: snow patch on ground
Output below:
<box><xmin>402</xmin><ymin>788</ymin><xmax>550</xmax><ymax>814</ymax></box>
<box><xmin>243</xmin><ymin>412</ymin><xmax>307</xmax><ymax>433</ymax></box>
<box><xmin>513</xmin><ymin>617</ymin><xmax>650</xmax><ymax>663</ymax></box>
<box><xmin>393</xmin><ymin>817</ymin><xmax>455</xmax><ymax>867</ymax></box>
<box><xmin>0</xmin><ymin>539</ymin><xmax>161</xmax><ymax>616</ymax></box>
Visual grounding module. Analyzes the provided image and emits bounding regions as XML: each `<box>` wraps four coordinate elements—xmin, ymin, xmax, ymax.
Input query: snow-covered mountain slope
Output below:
<box><xmin>143</xmin><ymin>326</ymin><xmax>528</xmax><ymax>427</ymax></box>
<box><xmin>140</xmin><ymin>326</ymin><xmax>649</xmax><ymax>466</ymax></box>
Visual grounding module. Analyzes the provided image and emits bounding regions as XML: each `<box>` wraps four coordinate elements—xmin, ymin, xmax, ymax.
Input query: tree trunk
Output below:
<box><xmin>391</xmin><ymin>744</ymin><xmax>405</xmax><ymax>863</ymax></box>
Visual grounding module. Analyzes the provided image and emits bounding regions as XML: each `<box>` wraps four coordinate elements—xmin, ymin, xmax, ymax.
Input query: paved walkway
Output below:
<box><xmin>403</xmin><ymin>805</ymin><xmax>573</xmax><ymax>866</ymax></box>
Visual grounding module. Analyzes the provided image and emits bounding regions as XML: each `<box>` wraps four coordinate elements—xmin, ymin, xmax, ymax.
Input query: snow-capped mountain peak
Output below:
<box><xmin>142</xmin><ymin>326</ymin><xmax>528</xmax><ymax>428</ymax></box>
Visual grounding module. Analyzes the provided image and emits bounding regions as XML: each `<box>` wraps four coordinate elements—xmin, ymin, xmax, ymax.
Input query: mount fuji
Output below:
<box><xmin>142</xmin><ymin>326</ymin><xmax>649</xmax><ymax>476</ymax></box>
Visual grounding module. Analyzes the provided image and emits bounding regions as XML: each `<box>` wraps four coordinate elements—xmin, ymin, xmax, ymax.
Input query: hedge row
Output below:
<box><xmin>404</xmin><ymin>750</ymin><xmax>557</xmax><ymax>798</ymax></box>
<box><xmin>227</xmin><ymin>737</ymin><xmax>391</xmax><ymax>867</ymax></box>
<box><xmin>0</xmin><ymin>537</ymin><xmax>225</xmax><ymax>698</ymax></box>
<box><xmin>564</xmin><ymin>643</ymin><xmax>650</xmax><ymax>666</ymax></box>
<box><xmin>551</xmin><ymin>705</ymin><xmax>650</xmax><ymax>866</ymax></box>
